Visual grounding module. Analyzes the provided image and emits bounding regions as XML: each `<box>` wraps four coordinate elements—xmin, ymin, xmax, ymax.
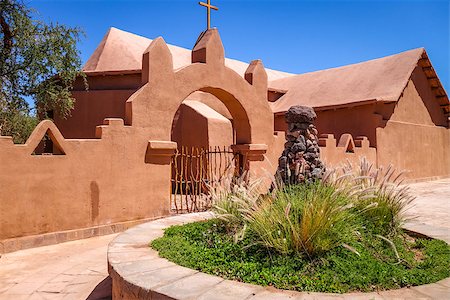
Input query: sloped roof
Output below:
<box><xmin>84</xmin><ymin>28</ymin><xmax>448</xmax><ymax>116</ymax></box>
<box><xmin>83</xmin><ymin>27</ymin><xmax>294</xmax><ymax>81</ymax></box>
<box><xmin>270</xmin><ymin>48</ymin><xmax>437</xmax><ymax>112</ymax></box>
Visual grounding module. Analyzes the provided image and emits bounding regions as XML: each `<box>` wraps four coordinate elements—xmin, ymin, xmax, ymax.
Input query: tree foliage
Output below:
<box><xmin>0</xmin><ymin>0</ymin><xmax>84</xmax><ymax>143</ymax></box>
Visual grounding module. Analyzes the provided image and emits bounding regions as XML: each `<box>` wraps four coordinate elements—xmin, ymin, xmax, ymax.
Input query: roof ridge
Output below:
<box><xmin>269</xmin><ymin>47</ymin><xmax>437</xmax><ymax>112</ymax></box>
<box><xmin>82</xmin><ymin>28</ymin><xmax>113</xmax><ymax>72</ymax></box>
<box><xmin>82</xmin><ymin>27</ymin><xmax>294</xmax><ymax>80</ymax></box>
<box><xmin>271</xmin><ymin>48</ymin><xmax>425</xmax><ymax>83</ymax></box>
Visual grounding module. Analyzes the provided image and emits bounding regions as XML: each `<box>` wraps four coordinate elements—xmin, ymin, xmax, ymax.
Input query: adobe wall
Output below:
<box><xmin>186</xmin><ymin>91</ymin><xmax>232</xmax><ymax>120</ymax></box>
<box><xmin>72</xmin><ymin>73</ymin><xmax>141</xmax><ymax>91</ymax></box>
<box><xmin>55</xmin><ymin>89</ymin><xmax>135</xmax><ymax>138</ymax></box>
<box><xmin>55</xmin><ymin>73</ymin><xmax>142</xmax><ymax>139</ymax></box>
<box><xmin>389</xmin><ymin>67</ymin><xmax>448</xmax><ymax>127</ymax></box>
<box><xmin>0</xmin><ymin>119</ymin><xmax>171</xmax><ymax>241</ymax></box>
<box><xmin>274</xmin><ymin>110</ymin><xmax>378</xmax><ymax>169</ymax></box>
<box><xmin>318</xmin><ymin>134</ymin><xmax>377</xmax><ymax>168</ymax></box>
<box><xmin>316</xmin><ymin>105</ymin><xmax>381</xmax><ymax>147</ymax></box>
<box><xmin>172</xmin><ymin>102</ymin><xmax>209</xmax><ymax>148</ymax></box>
<box><xmin>274</xmin><ymin>104</ymin><xmax>381</xmax><ymax>147</ymax></box>
<box><xmin>377</xmin><ymin>122</ymin><xmax>450</xmax><ymax>180</ymax></box>
<box><xmin>0</xmin><ymin>29</ymin><xmax>284</xmax><ymax>247</ymax></box>
<box><xmin>377</xmin><ymin>68</ymin><xmax>450</xmax><ymax>179</ymax></box>
<box><xmin>172</xmin><ymin>100</ymin><xmax>233</xmax><ymax>149</ymax></box>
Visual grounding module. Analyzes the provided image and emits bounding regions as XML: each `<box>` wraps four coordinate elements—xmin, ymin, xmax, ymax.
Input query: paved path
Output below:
<box><xmin>0</xmin><ymin>234</ymin><xmax>116</xmax><ymax>299</ymax></box>
<box><xmin>404</xmin><ymin>178</ymin><xmax>450</xmax><ymax>243</ymax></box>
<box><xmin>0</xmin><ymin>178</ymin><xmax>448</xmax><ymax>300</ymax></box>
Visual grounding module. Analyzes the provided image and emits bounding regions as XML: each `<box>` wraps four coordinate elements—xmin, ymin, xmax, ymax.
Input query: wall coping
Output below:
<box><xmin>107</xmin><ymin>212</ymin><xmax>450</xmax><ymax>300</ymax></box>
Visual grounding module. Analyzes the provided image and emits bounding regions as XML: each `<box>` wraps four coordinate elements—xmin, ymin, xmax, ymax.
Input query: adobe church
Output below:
<box><xmin>1</xmin><ymin>9</ymin><xmax>449</xmax><ymax>252</ymax></box>
<box><xmin>57</xmin><ymin>27</ymin><xmax>449</xmax><ymax>181</ymax></box>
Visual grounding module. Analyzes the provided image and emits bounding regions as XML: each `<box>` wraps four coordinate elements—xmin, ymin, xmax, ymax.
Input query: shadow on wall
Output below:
<box><xmin>91</xmin><ymin>181</ymin><xmax>100</xmax><ymax>223</ymax></box>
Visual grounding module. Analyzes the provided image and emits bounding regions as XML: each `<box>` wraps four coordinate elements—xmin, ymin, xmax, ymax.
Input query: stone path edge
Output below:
<box><xmin>1</xmin><ymin>215</ymin><xmax>162</xmax><ymax>254</ymax></box>
<box><xmin>107</xmin><ymin>212</ymin><xmax>450</xmax><ymax>300</ymax></box>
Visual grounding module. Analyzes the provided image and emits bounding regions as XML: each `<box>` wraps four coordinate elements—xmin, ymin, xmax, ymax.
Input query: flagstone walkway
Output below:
<box><xmin>0</xmin><ymin>234</ymin><xmax>116</xmax><ymax>300</ymax></box>
<box><xmin>0</xmin><ymin>178</ymin><xmax>449</xmax><ymax>300</ymax></box>
<box><xmin>404</xmin><ymin>178</ymin><xmax>450</xmax><ymax>243</ymax></box>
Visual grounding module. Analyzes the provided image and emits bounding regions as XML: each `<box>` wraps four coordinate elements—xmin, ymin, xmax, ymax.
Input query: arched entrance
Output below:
<box><xmin>125</xmin><ymin>29</ymin><xmax>282</xmax><ymax>214</ymax></box>
<box><xmin>170</xmin><ymin>91</ymin><xmax>242</xmax><ymax>212</ymax></box>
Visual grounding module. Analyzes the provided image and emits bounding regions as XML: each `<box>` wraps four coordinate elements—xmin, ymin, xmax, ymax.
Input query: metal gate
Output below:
<box><xmin>170</xmin><ymin>146</ymin><xmax>240</xmax><ymax>213</ymax></box>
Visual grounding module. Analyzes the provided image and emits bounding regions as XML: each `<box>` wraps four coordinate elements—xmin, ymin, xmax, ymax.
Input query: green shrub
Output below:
<box><xmin>212</xmin><ymin>175</ymin><xmax>359</xmax><ymax>257</ymax></box>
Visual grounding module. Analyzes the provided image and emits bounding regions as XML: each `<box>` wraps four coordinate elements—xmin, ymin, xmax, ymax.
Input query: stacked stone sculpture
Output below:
<box><xmin>277</xmin><ymin>105</ymin><xmax>325</xmax><ymax>184</ymax></box>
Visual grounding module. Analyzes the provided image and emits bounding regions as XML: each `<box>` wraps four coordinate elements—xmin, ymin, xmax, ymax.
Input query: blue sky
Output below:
<box><xmin>31</xmin><ymin>0</ymin><xmax>449</xmax><ymax>91</ymax></box>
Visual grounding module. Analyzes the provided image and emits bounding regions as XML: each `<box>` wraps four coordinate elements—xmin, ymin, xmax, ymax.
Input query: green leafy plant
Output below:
<box><xmin>152</xmin><ymin>219</ymin><xmax>450</xmax><ymax>293</ymax></box>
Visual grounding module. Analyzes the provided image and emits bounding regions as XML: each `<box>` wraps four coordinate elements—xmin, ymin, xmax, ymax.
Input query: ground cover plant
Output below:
<box><xmin>152</xmin><ymin>160</ymin><xmax>450</xmax><ymax>293</ymax></box>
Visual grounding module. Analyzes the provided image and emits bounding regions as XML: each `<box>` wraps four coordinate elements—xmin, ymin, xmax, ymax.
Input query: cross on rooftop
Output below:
<box><xmin>199</xmin><ymin>0</ymin><xmax>218</xmax><ymax>30</ymax></box>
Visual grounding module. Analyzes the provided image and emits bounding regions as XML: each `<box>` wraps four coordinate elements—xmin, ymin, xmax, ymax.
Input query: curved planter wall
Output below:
<box><xmin>108</xmin><ymin>212</ymin><xmax>450</xmax><ymax>300</ymax></box>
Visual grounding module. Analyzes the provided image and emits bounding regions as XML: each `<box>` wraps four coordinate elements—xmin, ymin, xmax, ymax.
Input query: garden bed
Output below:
<box><xmin>152</xmin><ymin>163</ymin><xmax>450</xmax><ymax>294</ymax></box>
<box><xmin>108</xmin><ymin>213</ymin><xmax>450</xmax><ymax>300</ymax></box>
<box><xmin>110</xmin><ymin>162</ymin><xmax>450</xmax><ymax>299</ymax></box>
<box><xmin>152</xmin><ymin>218</ymin><xmax>450</xmax><ymax>293</ymax></box>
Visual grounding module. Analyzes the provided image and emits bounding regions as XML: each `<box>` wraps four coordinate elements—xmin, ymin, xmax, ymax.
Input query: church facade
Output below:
<box><xmin>0</xmin><ymin>27</ymin><xmax>448</xmax><ymax>252</ymax></box>
<box><xmin>59</xmin><ymin>27</ymin><xmax>449</xmax><ymax>181</ymax></box>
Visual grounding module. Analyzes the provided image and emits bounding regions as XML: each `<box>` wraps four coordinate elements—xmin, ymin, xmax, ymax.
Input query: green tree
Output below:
<box><xmin>0</xmin><ymin>0</ymin><xmax>84</xmax><ymax>143</ymax></box>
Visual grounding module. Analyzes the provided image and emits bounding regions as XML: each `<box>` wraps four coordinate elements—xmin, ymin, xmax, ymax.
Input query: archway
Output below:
<box><xmin>126</xmin><ymin>29</ymin><xmax>280</xmax><ymax>214</ymax></box>
<box><xmin>170</xmin><ymin>90</ymin><xmax>243</xmax><ymax>212</ymax></box>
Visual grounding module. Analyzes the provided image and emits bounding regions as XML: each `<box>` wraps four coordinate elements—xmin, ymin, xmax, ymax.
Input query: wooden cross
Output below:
<box><xmin>199</xmin><ymin>0</ymin><xmax>218</xmax><ymax>30</ymax></box>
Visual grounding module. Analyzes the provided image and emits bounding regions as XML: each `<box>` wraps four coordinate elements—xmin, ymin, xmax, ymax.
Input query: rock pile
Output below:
<box><xmin>277</xmin><ymin>105</ymin><xmax>325</xmax><ymax>184</ymax></box>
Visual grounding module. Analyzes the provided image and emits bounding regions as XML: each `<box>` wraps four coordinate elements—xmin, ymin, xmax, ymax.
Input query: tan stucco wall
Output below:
<box><xmin>172</xmin><ymin>102</ymin><xmax>208</xmax><ymax>149</ymax></box>
<box><xmin>316</xmin><ymin>105</ymin><xmax>381</xmax><ymax>147</ymax></box>
<box><xmin>73</xmin><ymin>73</ymin><xmax>141</xmax><ymax>91</ymax></box>
<box><xmin>186</xmin><ymin>91</ymin><xmax>232</xmax><ymax>120</ymax></box>
<box><xmin>55</xmin><ymin>89</ymin><xmax>136</xmax><ymax>138</ymax></box>
<box><xmin>275</xmin><ymin>108</ymin><xmax>379</xmax><ymax>170</ymax></box>
<box><xmin>377</xmin><ymin>122</ymin><xmax>450</xmax><ymax>179</ymax></box>
<box><xmin>389</xmin><ymin>67</ymin><xmax>448</xmax><ymax>127</ymax></box>
<box><xmin>275</xmin><ymin>104</ymin><xmax>381</xmax><ymax>147</ymax></box>
<box><xmin>172</xmin><ymin>100</ymin><xmax>233</xmax><ymax>149</ymax></box>
<box><xmin>377</xmin><ymin>70</ymin><xmax>450</xmax><ymax>179</ymax></box>
<box><xmin>0</xmin><ymin>29</ymin><xmax>281</xmax><ymax>243</ymax></box>
<box><xmin>0</xmin><ymin>119</ymin><xmax>170</xmax><ymax>240</ymax></box>
<box><xmin>319</xmin><ymin>134</ymin><xmax>377</xmax><ymax>168</ymax></box>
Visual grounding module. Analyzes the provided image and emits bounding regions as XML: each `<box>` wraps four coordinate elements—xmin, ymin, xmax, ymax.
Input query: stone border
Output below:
<box><xmin>108</xmin><ymin>212</ymin><xmax>450</xmax><ymax>300</ymax></box>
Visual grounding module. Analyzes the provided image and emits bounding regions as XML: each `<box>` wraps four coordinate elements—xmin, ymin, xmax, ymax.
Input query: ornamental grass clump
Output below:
<box><xmin>211</xmin><ymin>175</ymin><xmax>360</xmax><ymax>257</ymax></box>
<box><xmin>153</xmin><ymin>158</ymin><xmax>450</xmax><ymax>292</ymax></box>
<box><xmin>211</xmin><ymin>158</ymin><xmax>415</xmax><ymax>257</ymax></box>
<box><xmin>244</xmin><ymin>182</ymin><xmax>356</xmax><ymax>257</ymax></box>
<box><xmin>209</xmin><ymin>173</ymin><xmax>263</xmax><ymax>235</ymax></box>
<box><xmin>324</xmin><ymin>158</ymin><xmax>415</xmax><ymax>237</ymax></box>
